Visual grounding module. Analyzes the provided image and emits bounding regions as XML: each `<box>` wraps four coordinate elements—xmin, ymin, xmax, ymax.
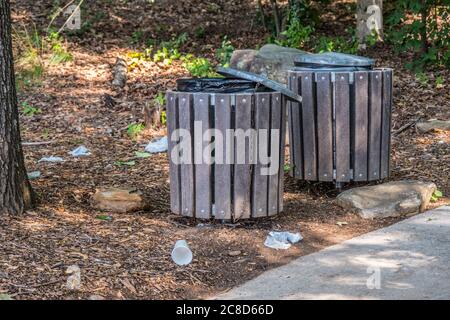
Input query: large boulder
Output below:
<box><xmin>416</xmin><ymin>120</ymin><xmax>450</xmax><ymax>133</ymax></box>
<box><xmin>92</xmin><ymin>187</ymin><xmax>147</xmax><ymax>213</ymax></box>
<box><xmin>336</xmin><ymin>180</ymin><xmax>437</xmax><ymax>219</ymax></box>
<box><xmin>230</xmin><ymin>44</ymin><xmax>309</xmax><ymax>84</ymax></box>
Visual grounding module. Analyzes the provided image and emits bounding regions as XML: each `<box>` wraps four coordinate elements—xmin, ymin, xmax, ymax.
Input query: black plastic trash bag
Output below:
<box><xmin>176</xmin><ymin>78</ymin><xmax>271</xmax><ymax>93</ymax></box>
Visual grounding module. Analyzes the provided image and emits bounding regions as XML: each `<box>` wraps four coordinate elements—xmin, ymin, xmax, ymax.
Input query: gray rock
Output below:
<box><xmin>230</xmin><ymin>44</ymin><xmax>309</xmax><ymax>84</ymax></box>
<box><xmin>336</xmin><ymin>180</ymin><xmax>437</xmax><ymax>219</ymax></box>
<box><xmin>416</xmin><ymin>120</ymin><xmax>450</xmax><ymax>133</ymax></box>
<box><xmin>229</xmin><ymin>50</ymin><xmax>258</xmax><ymax>71</ymax></box>
<box><xmin>92</xmin><ymin>187</ymin><xmax>146</xmax><ymax>213</ymax></box>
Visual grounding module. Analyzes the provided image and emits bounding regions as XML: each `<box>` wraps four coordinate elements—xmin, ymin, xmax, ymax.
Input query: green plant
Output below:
<box><xmin>416</xmin><ymin>72</ymin><xmax>429</xmax><ymax>86</ymax></box>
<box><xmin>194</xmin><ymin>26</ymin><xmax>206</xmax><ymax>39</ymax></box>
<box><xmin>154</xmin><ymin>92</ymin><xmax>166</xmax><ymax>106</ymax></box>
<box><xmin>127</xmin><ymin>123</ymin><xmax>145</xmax><ymax>140</ymax></box>
<box><xmin>182</xmin><ymin>55</ymin><xmax>217</xmax><ymax>77</ymax></box>
<box><xmin>21</xmin><ymin>102</ymin><xmax>42</xmax><ymax>117</ymax></box>
<box><xmin>314</xmin><ymin>35</ymin><xmax>359</xmax><ymax>54</ymax></box>
<box><xmin>13</xmin><ymin>27</ymin><xmax>72</xmax><ymax>89</ymax></box>
<box><xmin>387</xmin><ymin>0</ymin><xmax>450</xmax><ymax>69</ymax></box>
<box><xmin>161</xmin><ymin>110</ymin><xmax>167</xmax><ymax>126</ymax></box>
<box><xmin>275</xmin><ymin>18</ymin><xmax>314</xmax><ymax>48</ymax></box>
<box><xmin>435</xmin><ymin>75</ymin><xmax>445</xmax><ymax>88</ymax></box>
<box><xmin>216</xmin><ymin>36</ymin><xmax>235</xmax><ymax>67</ymax></box>
<box><xmin>41</xmin><ymin>128</ymin><xmax>50</xmax><ymax>139</ymax></box>
<box><xmin>131</xmin><ymin>30</ymin><xmax>144</xmax><ymax>44</ymax></box>
<box><xmin>431</xmin><ymin>189</ymin><xmax>443</xmax><ymax>202</ymax></box>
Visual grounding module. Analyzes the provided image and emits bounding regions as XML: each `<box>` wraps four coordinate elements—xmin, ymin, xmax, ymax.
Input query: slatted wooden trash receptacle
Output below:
<box><xmin>166</xmin><ymin>79</ymin><xmax>287</xmax><ymax>221</ymax></box>
<box><xmin>287</xmin><ymin>53</ymin><xmax>393</xmax><ymax>184</ymax></box>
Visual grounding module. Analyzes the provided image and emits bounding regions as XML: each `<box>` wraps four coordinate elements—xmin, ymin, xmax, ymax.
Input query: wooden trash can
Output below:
<box><xmin>166</xmin><ymin>80</ymin><xmax>287</xmax><ymax>221</ymax></box>
<box><xmin>287</xmin><ymin>67</ymin><xmax>393</xmax><ymax>184</ymax></box>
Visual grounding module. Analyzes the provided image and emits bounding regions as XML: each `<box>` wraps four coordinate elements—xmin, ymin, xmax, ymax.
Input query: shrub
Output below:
<box><xmin>387</xmin><ymin>0</ymin><xmax>450</xmax><ymax>69</ymax></box>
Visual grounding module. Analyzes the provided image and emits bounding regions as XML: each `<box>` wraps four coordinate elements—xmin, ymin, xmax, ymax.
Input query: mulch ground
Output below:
<box><xmin>0</xmin><ymin>0</ymin><xmax>448</xmax><ymax>300</ymax></box>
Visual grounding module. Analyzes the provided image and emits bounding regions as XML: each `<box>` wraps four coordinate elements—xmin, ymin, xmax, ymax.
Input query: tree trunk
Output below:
<box><xmin>0</xmin><ymin>0</ymin><xmax>34</xmax><ymax>214</ymax></box>
<box><xmin>420</xmin><ymin>0</ymin><xmax>429</xmax><ymax>54</ymax></box>
<box><xmin>270</xmin><ymin>0</ymin><xmax>282</xmax><ymax>37</ymax></box>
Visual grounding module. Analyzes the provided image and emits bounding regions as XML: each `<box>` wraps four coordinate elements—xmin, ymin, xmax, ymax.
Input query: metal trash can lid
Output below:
<box><xmin>217</xmin><ymin>67</ymin><xmax>302</xmax><ymax>102</ymax></box>
<box><xmin>294</xmin><ymin>52</ymin><xmax>375</xmax><ymax>69</ymax></box>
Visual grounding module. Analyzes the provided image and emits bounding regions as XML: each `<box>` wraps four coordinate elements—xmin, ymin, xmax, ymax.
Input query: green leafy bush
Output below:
<box><xmin>182</xmin><ymin>55</ymin><xmax>217</xmax><ymax>77</ymax></box>
<box><xmin>276</xmin><ymin>19</ymin><xmax>314</xmax><ymax>48</ymax></box>
<box><xmin>387</xmin><ymin>0</ymin><xmax>450</xmax><ymax>69</ymax></box>
<box><xmin>127</xmin><ymin>123</ymin><xmax>145</xmax><ymax>140</ymax></box>
<box><xmin>21</xmin><ymin>102</ymin><xmax>42</xmax><ymax>117</ymax></box>
<box><xmin>216</xmin><ymin>36</ymin><xmax>234</xmax><ymax>67</ymax></box>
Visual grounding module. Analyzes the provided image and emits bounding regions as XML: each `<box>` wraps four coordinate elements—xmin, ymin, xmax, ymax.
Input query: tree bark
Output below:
<box><xmin>0</xmin><ymin>0</ymin><xmax>34</xmax><ymax>214</ymax></box>
<box><xmin>420</xmin><ymin>0</ymin><xmax>429</xmax><ymax>54</ymax></box>
<box><xmin>270</xmin><ymin>0</ymin><xmax>282</xmax><ymax>37</ymax></box>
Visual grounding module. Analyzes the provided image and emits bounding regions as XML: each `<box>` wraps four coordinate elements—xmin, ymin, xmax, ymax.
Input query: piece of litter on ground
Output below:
<box><xmin>144</xmin><ymin>136</ymin><xmax>168</xmax><ymax>153</ymax></box>
<box><xmin>96</xmin><ymin>214</ymin><xmax>112</xmax><ymax>221</ymax></box>
<box><xmin>228</xmin><ymin>250</ymin><xmax>241</xmax><ymax>257</ymax></box>
<box><xmin>0</xmin><ymin>294</ymin><xmax>13</xmax><ymax>300</ymax></box>
<box><xmin>38</xmin><ymin>156</ymin><xmax>64</xmax><ymax>163</ymax></box>
<box><xmin>114</xmin><ymin>160</ymin><xmax>136</xmax><ymax>166</ymax></box>
<box><xmin>69</xmin><ymin>145</ymin><xmax>91</xmax><ymax>157</ymax></box>
<box><xmin>66</xmin><ymin>265</ymin><xmax>81</xmax><ymax>291</ymax></box>
<box><xmin>135</xmin><ymin>151</ymin><xmax>151</xmax><ymax>158</ymax></box>
<box><xmin>27</xmin><ymin>171</ymin><xmax>41</xmax><ymax>180</ymax></box>
<box><xmin>264</xmin><ymin>231</ymin><xmax>303</xmax><ymax>250</ymax></box>
<box><xmin>336</xmin><ymin>221</ymin><xmax>348</xmax><ymax>226</ymax></box>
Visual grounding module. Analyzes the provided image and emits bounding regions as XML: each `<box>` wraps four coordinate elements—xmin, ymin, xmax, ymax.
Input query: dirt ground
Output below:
<box><xmin>0</xmin><ymin>0</ymin><xmax>449</xmax><ymax>300</ymax></box>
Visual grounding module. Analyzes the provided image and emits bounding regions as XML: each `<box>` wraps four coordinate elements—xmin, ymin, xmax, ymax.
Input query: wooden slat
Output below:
<box><xmin>278</xmin><ymin>94</ymin><xmax>287</xmax><ymax>212</ymax></box>
<box><xmin>178</xmin><ymin>93</ymin><xmax>195</xmax><ymax>216</ymax></box>
<box><xmin>334</xmin><ymin>73</ymin><xmax>351</xmax><ymax>182</ymax></box>
<box><xmin>234</xmin><ymin>94</ymin><xmax>253</xmax><ymax>220</ymax></box>
<box><xmin>287</xmin><ymin>74</ymin><xmax>295</xmax><ymax>177</ymax></box>
<box><xmin>300</xmin><ymin>72</ymin><xmax>317</xmax><ymax>180</ymax></box>
<box><xmin>353</xmin><ymin>71</ymin><xmax>369</xmax><ymax>181</ymax></box>
<box><xmin>316</xmin><ymin>72</ymin><xmax>333</xmax><ymax>181</ymax></box>
<box><xmin>166</xmin><ymin>92</ymin><xmax>180</xmax><ymax>214</ymax></box>
<box><xmin>269</xmin><ymin>92</ymin><xmax>282</xmax><ymax>216</ymax></box>
<box><xmin>193</xmin><ymin>93</ymin><xmax>211</xmax><ymax>219</ymax></box>
<box><xmin>380</xmin><ymin>69</ymin><xmax>393</xmax><ymax>179</ymax></box>
<box><xmin>252</xmin><ymin>93</ymin><xmax>270</xmax><ymax>217</ymax></box>
<box><xmin>214</xmin><ymin>94</ymin><xmax>232</xmax><ymax>220</ymax></box>
<box><xmin>290</xmin><ymin>74</ymin><xmax>303</xmax><ymax>179</ymax></box>
<box><xmin>368</xmin><ymin>71</ymin><xmax>382</xmax><ymax>180</ymax></box>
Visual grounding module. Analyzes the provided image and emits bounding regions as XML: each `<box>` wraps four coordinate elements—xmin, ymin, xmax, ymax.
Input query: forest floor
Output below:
<box><xmin>1</xmin><ymin>0</ymin><xmax>449</xmax><ymax>300</ymax></box>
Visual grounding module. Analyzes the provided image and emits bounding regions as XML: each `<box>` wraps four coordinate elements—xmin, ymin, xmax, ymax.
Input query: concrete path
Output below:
<box><xmin>217</xmin><ymin>206</ymin><xmax>450</xmax><ymax>300</ymax></box>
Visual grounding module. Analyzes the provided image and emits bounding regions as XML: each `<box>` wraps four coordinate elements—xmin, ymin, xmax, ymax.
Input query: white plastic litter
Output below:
<box><xmin>38</xmin><ymin>156</ymin><xmax>64</xmax><ymax>163</ymax></box>
<box><xmin>66</xmin><ymin>265</ymin><xmax>81</xmax><ymax>291</ymax></box>
<box><xmin>27</xmin><ymin>171</ymin><xmax>41</xmax><ymax>180</ymax></box>
<box><xmin>264</xmin><ymin>231</ymin><xmax>303</xmax><ymax>250</ymax></box>
<box><xmin>69</xmin><ymin>145</ymin><xmax>91</xmax><ymax>157</ymax></box>
<box><xmin>171</xmin><ymin>240</ymin><xmax>193</xmax><ymax>266</ymax></box>
<box><xmin>144</xmin><ymin>136</ymin><xmax>168</xmax><ymax>153</ymax></box>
